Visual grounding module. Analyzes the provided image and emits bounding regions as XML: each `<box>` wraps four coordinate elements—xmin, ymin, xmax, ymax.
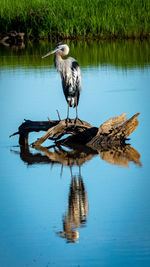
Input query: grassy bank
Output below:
<box><xmin>0</xmin><ymin>0</ymin><xmax>150</xmax><ymax>40</ymax></box>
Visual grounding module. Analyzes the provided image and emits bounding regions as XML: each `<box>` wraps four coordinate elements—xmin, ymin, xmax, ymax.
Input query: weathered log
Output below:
<box><xmin>10</xmin><ymin>113</ymin><xmax>140</xmax><ymax>149</ymax></box>
<box><xmin>88</xmin><ymin>113</ymin><xmax>140</xmax><ymax>149</ymax></box>
<box><xmin>10</xmin><ymin>119</ymin><xmax>59</xmax><ymax>146</ymax></box>
<box><xmin>10</xmin><ymin>112</ymin><xmax>141</xmax><ymax>167</ymax></box>
<box><xmin>31</xmin><ymin>119</ymin><xmax>93</xmax><ymax>147</ymax></box>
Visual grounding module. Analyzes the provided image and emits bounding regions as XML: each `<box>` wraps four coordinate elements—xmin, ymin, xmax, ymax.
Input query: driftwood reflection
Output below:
<box><xmin>98</xmin><ymin>144</ymin><xmax>141</xmax><ymax>167</ymax></box>
<box><xmin>57</xmin><ymin>168</ymin><xmax>88</xmax><ymax>243</ymax></box>
<box><xmin>11</xmin><ymin>142</ymin><xmax>141</xmax><ymax>168</ymax></box>
<box><xmin>11</xmin><ymin>144</ymin><xmax>97</xmax><ymax>167</ymax></box>
<box><xmin>10</xmin><ymin>138</ymin><xmax>141</xmax><ymax>243</ymax></box>
<box><xmin>0</xmin><ymin>31</ymin><xmax>25</xmax><ymax>50</ymax></box>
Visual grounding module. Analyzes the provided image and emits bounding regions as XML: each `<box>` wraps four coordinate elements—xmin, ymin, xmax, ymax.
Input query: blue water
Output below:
<box><xmin>0</xmin><ymin>41</ymin><xmax>150</xmax><ymax>266</ymax></box>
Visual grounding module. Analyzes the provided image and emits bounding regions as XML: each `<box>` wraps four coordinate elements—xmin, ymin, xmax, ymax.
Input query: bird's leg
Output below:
<box><xmin>67</xmin><ymin>102</ymin><xmax>69</xmax><ymax>121</ymax></box>
<box><xmin>76</xmin><ymin>103</ymin><xmax>78</xmax><ymax>120</ymax></box>
<box><xmin>74</xmin><ymin>98</ymin><xmax>83</xmax><ymax>126</ymax></box>
<box><xmin>66</xmin><ymin>102</ymin><xmax>70</xmax><ymax>127</ymax></box>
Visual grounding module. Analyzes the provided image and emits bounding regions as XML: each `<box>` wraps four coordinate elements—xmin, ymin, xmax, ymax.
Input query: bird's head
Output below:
<box><xmin>42</xmin><ymin>43</ymin><xmax>69</xmax><ymax>58</ymax></box>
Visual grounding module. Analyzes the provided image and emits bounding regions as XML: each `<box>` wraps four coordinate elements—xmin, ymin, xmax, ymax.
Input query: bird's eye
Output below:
<box><xmin>61</xmin><ymin>48</ymin><xmax>64</xmax><ymax>51</ymax></box>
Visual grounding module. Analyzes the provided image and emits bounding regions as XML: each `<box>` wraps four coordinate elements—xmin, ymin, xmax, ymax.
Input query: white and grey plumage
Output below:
<box><xmin>42</xmin><ymin>43</ymin><xmax>82</xmax><ymax>122</ymax></box>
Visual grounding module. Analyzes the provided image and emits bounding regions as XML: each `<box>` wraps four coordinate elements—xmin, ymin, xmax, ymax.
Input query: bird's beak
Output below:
<box><xmin>42</xmin><ymin>47</ymin><xmax>59</xmax><ymax>59</ymax></box>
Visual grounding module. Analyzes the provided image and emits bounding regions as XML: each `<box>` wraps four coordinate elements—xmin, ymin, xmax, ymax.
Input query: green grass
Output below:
<box><xmin>0</xmin><ymin>0</ymin><xmax>150</xmax><ymax>39</ymax></box>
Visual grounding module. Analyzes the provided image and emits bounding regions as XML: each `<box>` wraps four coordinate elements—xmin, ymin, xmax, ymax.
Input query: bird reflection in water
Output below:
<box><xmin>57</xmin><ymin>167</ymin><xmax>88</xmax><ymax>243</ymax></box>
<box><xmin>11</xmin><ymin>142</ymin><xmax>141</xmax><ymax>243</ymax></box>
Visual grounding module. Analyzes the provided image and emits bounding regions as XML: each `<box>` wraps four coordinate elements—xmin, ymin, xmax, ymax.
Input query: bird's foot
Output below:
<box><xmin>65</xmin><ymin>117</ymin><xmax>72</xmax><ymax>127</ymax></box>
<box><xmin>74</xmin><ymin>117</ymin><xmax>83</xmax><ymax>127</ymax></box>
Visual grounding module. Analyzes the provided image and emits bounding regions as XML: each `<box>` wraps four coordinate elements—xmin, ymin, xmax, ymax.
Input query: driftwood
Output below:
<box><xmin>10</xmin><ymin>112</ymin><xmax>139</xmax><ymax>147</ymax></box>
<box><xmin>0</xmin><ymin>31</ymin><xmax>25</xmax><ymax>49</ymax></box>
<box><xmin>10</xmin><ymin>112</ymin><xmax>141</xmax><ymax>167</ymax></box>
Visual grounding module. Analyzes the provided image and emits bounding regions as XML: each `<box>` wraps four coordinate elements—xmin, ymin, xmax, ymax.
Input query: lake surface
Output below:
<box><xmin>0</xmin><ymin>40</ymin><xmax>150</xmax><ymax>266</ymax></box>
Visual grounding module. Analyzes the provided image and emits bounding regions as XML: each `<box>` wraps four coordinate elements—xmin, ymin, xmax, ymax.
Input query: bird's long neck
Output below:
<box><xmin>54</xmin><ymin>53</ymin><xmax>63</xmax><ymax>72</ymax></box>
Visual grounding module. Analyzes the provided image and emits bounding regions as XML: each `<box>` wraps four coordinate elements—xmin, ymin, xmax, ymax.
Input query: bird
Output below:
<box><xmin>42</xmin><ymin>43</ymin><xmax>82</xmax><ymax>125</ymax></box>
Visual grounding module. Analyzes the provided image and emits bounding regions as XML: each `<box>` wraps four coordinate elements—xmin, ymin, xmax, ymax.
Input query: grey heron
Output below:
<box><xmin>42</xmin><ymin>43</ymin><xmax>82</xmax><ymax>124</ymax></box>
